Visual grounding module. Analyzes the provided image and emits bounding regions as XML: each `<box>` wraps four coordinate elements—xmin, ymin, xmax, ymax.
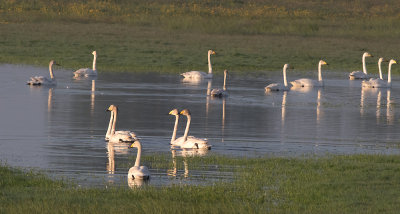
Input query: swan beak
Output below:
<box><xmin>212</xmin><ymin>51</ymin><xmax>216</xmax><ymax>55</ymax></box>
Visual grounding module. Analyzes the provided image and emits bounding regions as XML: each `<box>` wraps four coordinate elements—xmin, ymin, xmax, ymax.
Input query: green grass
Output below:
<box><xmin>2</xmin><ymin>154</ymin><xmax>400</xmax><ymax>213</ymax></box>
<box><xmin>1</xmin><ymin>0</ymin><xmax>400</xmax><ymax>74</ymax></box>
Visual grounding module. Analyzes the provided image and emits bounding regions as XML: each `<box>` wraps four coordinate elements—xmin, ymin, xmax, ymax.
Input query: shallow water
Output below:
<box><xmin>1</xmin><ymin>64</ymin><xmax>400</xmax><ymax>187</ymax></box>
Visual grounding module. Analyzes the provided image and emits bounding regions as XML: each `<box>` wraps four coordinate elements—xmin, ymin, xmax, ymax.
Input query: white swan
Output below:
<box><xmin>349</xmin><ymin>52</ymin><xmax>373</xmax><ymax>80</ymax></box>
<box><xmin>265</xmin><ymin>64</ymin><xmax>292</xmax><ymax>92</ymax></box>
<box><xmin>181</xmin><ymin>50</ymin><xmax>216</xmax><ymax>79</ymax></box>
<box><xmin>179</xmin><ymin>109</ymin><xmax>211</xmax><ymax>149</ymax></box>
<box><xmin>169</xmin><ymin>109</ymin><xmax>205</xmax><ymax>147</ymax></box>
<box><xmin>291</xmin><ymin>60</ymin><xmax>328</xmax><ymax>87</ymax></box>
<box><xmin>105</xmin><ymin>104</ymin><xmax>137</xmax><ymax>143</ymax></box>
<box><xmin>362</xmin><ymin>57</ymin><xmax>387</xmax><ymax>88</ymax></box>
<box><xmin>27</xmin><ymin>60</ymin><xmax>59</xmax><ymax>86</ymax></box>
<box><xmin>211</xmin><ymin>69</ymin><xmax>229</xmax><ymax>97</ymax></box>
<box><xmin>74</xmin><ymin>51</ymin><xmax>97</xmax><ymax>77</ymax></box>
<box><xmin>128</xmin><ymin>139</ymin><xmax>150</xmax><ymax>180</ymax></box>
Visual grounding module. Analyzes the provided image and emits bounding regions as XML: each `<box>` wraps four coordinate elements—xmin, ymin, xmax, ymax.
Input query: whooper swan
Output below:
<box><xmin>349</xmin><ymin>52</ymin><xmax>373</xmax><ymax>80</ymax></box>
<box><xmin>74</xmin><ymin>51</ymin><xmax>97</xmax><ymax>77</ymax></box>
<box><xmin>211</xmin><ymin>69</ymin><xmax>229</xmax><ymax>97</ymax></box>
<box><xmin>265</xmin><ymin>64</ymin><xmax>292</xmax><ymax>92</ymax></box>
<box><xmin>27</xmin><ymin>60</ymin><xmax>59</xmax><ymax>86</ymax></box>
<box><xmin>181</xmin><ymin>50</ymin><xmax>216</xmax><ymax>79</ymax></box>
<box><xmin>169</xmin><ymin>109</ymin><xmax>206</xmax><ymax>147</ymax></box>
<box><xmin>291</xmin><ymin>60</ymin><xmax>328</xmax><ymax>87</ymax></box>
<box><xmin>105</xmin><ymin>104</ymin><xmax>137</xmax><ymax>143</ymax></box>
<box><xmin>179</xmin><ymin>109</ymin><xmax>211</xmax><ymax>149</ymax></box>
<box><xmin>362</xmin><ymin>57</ymin><xmax>387</xmax><ymax>88</ymax></box>
<box><xmin>128</xmin><ymin>139</ymin><xmax>150</xmax><ymax>180</ymax></box>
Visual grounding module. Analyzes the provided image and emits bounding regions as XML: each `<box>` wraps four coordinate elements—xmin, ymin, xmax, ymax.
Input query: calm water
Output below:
<box><xmin>1</xmin><ymin>64</ymin><xmax>400</xmax><ymax>187</ymax></box>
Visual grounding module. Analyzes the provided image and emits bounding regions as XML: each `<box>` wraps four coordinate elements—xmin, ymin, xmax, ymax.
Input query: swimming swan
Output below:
<box><xmin>349</xmin><ymin>52</ymin><xmax>373</xmax><ymax>80</ymax></box>
<box><xmin>291</xmin><ymin>60</ymin><xmax>328</xmax><ymax>87</ymax></box>
<box><xmin>106</xmin><ymin>104</ymin><xmax>137</xmax><ymax>143</ymax></box>
<box><xmin>181</xmin><ymin>50</ymin><xmax>216</xmax><ymax>79</ymax></box>
<box><xmin>179</xmin><ymin>109</ymin><xmax>211</xmax><ymax>149</ymax></box>
<box><xmin>27</xmin><ymin>60</ymin><xmax>59</xmax><ymax>86</ymax></box>
<box><xmin>169</xmin><ymin>109</ymin><xmax>205</xmax><ymax>147</ymax></box>
<box><xmin>362</xmin><ymin>57</ymin><xmax>387</xmax><ymax>88</ymax></box>
<box><xmin>211</xmin><ymin>69</ymin><xmax>229</xmax><ymax>97</ymax></box>
<box><xmin>265</xmin><ymin>64</ymin><xmax>292</xmax><ymax>92</ymax></box>
<box><xmin>74</xmin><ymin>51</ymin><xmax>97</xmax><ymax>77</ymax></box>
<box><xmin>128</xmin><ymin>139</ymin><xmax>150</xmax><ymax>180</ymax></box>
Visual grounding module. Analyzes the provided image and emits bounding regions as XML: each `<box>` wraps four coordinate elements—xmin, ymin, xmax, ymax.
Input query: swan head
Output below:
<box><xmin>106</xmin><ymin>104</ymin><xmax>118</xmax><ymax>112</ymax></box>
<box><xmin>179</xmin><ymin>109</ymin><xmax>191</xmax><ymax>116</ymax></box>
<box><xmin>169</xmin><ymin>109</ymin><xmax>180</xmax><ymax>116</ymax></box>
<box><xmin>208</xmin><ymin>50</ymin><xmax>216</xmax><ymax>55</ymax></box>
<box><xmin>389</xmin><ymin>59</ymin><xmax>397</xmax><ymax>65</ymax></box>
<box><xmin>283</xmin><ymin>64</ymin><xmax>293</xmax><ymax>70</ymax></box>
<box><xmin>378</xmin><ymin>57</ymin><xmax>384</xmax><ymax>63</ymax></box>
<box><xmin>224</xmin><ymin>69</ymin><xmax>228</xmax><ymax>75</ymax></box>
<box><xmin>49</xmin><ymin>60</ymin><xmax>60</xmax><ymax>66</ymax></box>
<box><xmin>363</xmin><ymin>52</ymin><xmax>373</xmax><ymax>58</ymax></box>
<box><xmin>319</xmin><ymin>60</ymin><xmax>328</xmax><ymax>66</ymax></box>
<box><xmin>129</xmin><ymin>139</ymin><xmax>142</xmax><ymax>148</ymax></box>
<box><xmin>92</xmin><ymin>51</ymin><xmax>97</xmax><ymax>56</ymax></box>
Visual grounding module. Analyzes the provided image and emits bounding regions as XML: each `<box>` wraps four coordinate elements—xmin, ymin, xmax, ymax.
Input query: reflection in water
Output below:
<box><xmin>168</xmin><ymin>147</ymin><xmax>209</xmax><ymax>179</ymax></box>
<box><xmin>222</xmin><ymin>98</ymin><xmax>226</xmax><ymax>142</ymax></box>
<box><xmin>206</xmin><ymin>80</ymin><xmax>212</xmax><ymax>115</ymax></box>
<box><xmin>360</xmin><ymin>87</ymin><xmax>365</xmax><ymax>116</ymax></box>
<box><xmin>316</xmin><ymin>89</ymin><xmax>322</xmax><ymax>123</ymax></box>
<box><xmin>47</xmin><ymin>88</ymin><xmax>53</xmax><ymax>113</ymax></box>
<box><xmin>181</xmin><ymin>77</ymin><xmax>202</xmax><ymax>85</ymax></box>
<box><xmin>91</xmin><ymin>80</ymin><xmax>95</xmax><ymax>114</ymax></box>
<box><xmin>387</xmin><ymin>89</ymin><xmax>394</xmax><ymax>124</ymax></box>
<box><xmin>281</xmin><ymin>91</ymin><xmax>287</xmax><ymax>126</ymax></box>
<box><xmin>107</xmin><ymin>142</ymin><xmax>115</xmax><ymax>175</ymax></box>
<box><xmin>376</xmin><ymin>90</ymin><xmax>382</xmax><ymax>121</ymax></box>
<box><xmin>128</xmin><ymin>177</ymin><xmax>148</xmax><ymax>188</ymax></box>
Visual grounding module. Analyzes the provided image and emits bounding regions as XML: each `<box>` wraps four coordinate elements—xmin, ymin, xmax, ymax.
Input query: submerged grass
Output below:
<box><xmin>2</xmin><ymin>154</ymin><xmax>400</xmax><ymax>213</ymax></box>
<box><xmin>1</xmin><ymin>0</ymin><xmax>400</xmax><ymax>74</ymax></box>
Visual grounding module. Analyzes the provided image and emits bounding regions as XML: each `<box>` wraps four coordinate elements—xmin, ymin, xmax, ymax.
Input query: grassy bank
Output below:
<box><xmin>2</xmin><ymin>154</ymin><xmax>400</xmax><ymax>213</ymax></box>
<box><xmin>1</xmin><ymin>0</ymin><xmax>400</xmax><ymax>74</ymax></box>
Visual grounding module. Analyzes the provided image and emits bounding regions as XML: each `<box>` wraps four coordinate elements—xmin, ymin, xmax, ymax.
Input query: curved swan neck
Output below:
<box><xmin>283</xmin><ymin>66</ymin><xmax>288</xmax><ymax>87</ymax></box>
<box><xmin>106</xmin><ymin>110</ymin><xmax>114</xmax><ymax>137</ymax></box>
<box><xmin>388</xmin><ymin>62</ymin><xmax>393</xmax><ymax>85</ymax></box>
<box><xmin>49</xmin><ymin>63</ymin><xmax>55</xmax><ymax>79</ymax></box>
<box><xmin>378</xmin><ymin>60</ymin><xmax>383</xmax><ymax>80</ymax></box>
<box><xmin>92</xmin><ymin>54</ymin><xmax>97</xmax><ymax>71</ymax></box>
<box><xmin>223</xmin><ymin>70</ymin><xmax>227</xmax><ymax>91</ymax></box>
<box><xmin>208</xmin><ymin>52</ymin><xmax>212</xmax><ymax>74</ymax></box>
<box><xmin>362</xmin><ymin>54</ymin><xmax>368</xmax><ymax>74</ymax></box>
<box><xmin>318</xmin><ymin>62</ymin><xmax>323</xmax><ymax>82</ymax></box>
<box><xmin>134</xmin><ymin>141</ymin><xmax>142</xmax><ymax>167</ymax></box>
<box><xmin>111</xmin><ymin>109</ymin><xmax>117</xmax><ymax>135</ymax></box>
<box><xmin>183</xmin><ymin>115</ymin><xmax>191</xmax><ymax>141</ymax></box>
<box><xmin>171</xmin><ymin>115</ymin><xmax>179</xmax><ymax>143</ymax></box>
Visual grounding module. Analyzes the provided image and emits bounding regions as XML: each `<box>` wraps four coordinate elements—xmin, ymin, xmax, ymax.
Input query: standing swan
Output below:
<box><xmin>181</xmin><ymin>50</ymin><xmax>216</xmax><ymax>79</ymax></box>
<box><xmin>265</xmin><ymin>64</ymin><xmax>292</xmax><ymax>92</ymax></box>
<box><xmin>211</xmin><ymin>69</ymin><xmax>229</xmax><ymax>97</ymax></box>
<box><xmin>128</xmin><ymin>139</ymin><xmax>150</xmax><ymax>180</ymax></box>
<box><xmin>106</xmin><ymin>105</ymin><xmax>137</xmax><ymax>143</ymax></box>
<box><xmin>362</xmin><ymin>57</ymin><xmax>387</xmax><ymax>88</ymax></box>
<box><xmin>349</xmin><ymin>52</ymin><xmax>373</xmax><ymax>80</ymax></box>
<box><xmin>74</xmin><ymin>51</ymin><xmax>97</xmax><ymax>77</ymax></box>
<box><xmin>179</xmin><ymin>109</ymin><xmax>211</xmax><ymax>149</ymax></box>
<box><xmin>291</xmin><ymin>60</ymin><xmax>328</xmax><ymax>87</ymax></box>
<box><xmin>27</xmin><ymin>60</ymin><xmax>59</xmax><ymax>86</ymax></box>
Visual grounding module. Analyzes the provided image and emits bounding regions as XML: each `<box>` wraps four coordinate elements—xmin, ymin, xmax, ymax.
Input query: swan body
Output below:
<box><xmin>363</xmin><ymin>59</ymin><xmax>397</xmax><ymax>88</ymax></box>
<box><xmin>179</xmin><ymin>109</ymin><xmax>211</xmax><ymax>149</ymax></box>
<box><xmin>74</xmin><ymin>51</ymin><xmax>97</xmax><ymax>77</ymax></box>
<box><xmin>211</xmin><ymin>69</ymin><xmax>229</xmax><ymax>97</ymax></box>
<box><xmin>27</xmin><ymin>60</ymin><xmax>59</xmax><ymax>86</ymax></box>
<box><xmin>106</xmin><ymin>105</ymin><xmax>137</xmax><ymax>143</ymax></box>
<box><xmin>265</xmin><ymin>64</ymin><xmax>292</xmax><ymax>92</ymax></box>
<box><xmin>181</xmin><ymin>50</ymin><xmax>215</xmax><ymax>79</ymax></box>
<box><xmin>169</xmin><ymin>109</ymin><xmax>206</xmax><ymax>147</ymax></box>
<box><xmin>349</xmin><ymin>52</ymin><xmax>373</xmax><ymax>80</ymax></box>
<box><xmin>291</xmin><ymin>60</ymin><xmax>328</xmax><ymax>87</ymax></box>
<box><xmin>128</xmin><ymin>140</ymin><xmax>150</xmax><ymax>180</ymax></box>
<box><xmin>362</xmin><ymin>57</ymin><xmax>387</xmax><ymax>88</ymax></box>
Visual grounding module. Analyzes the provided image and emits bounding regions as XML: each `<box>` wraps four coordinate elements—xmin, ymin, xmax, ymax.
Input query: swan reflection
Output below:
<box><xmin>387</xmin><ymin>89</ymin><xmax>394</xmax><ymax>124</ymax></box>
<box><xmin>168</xmin><ymin>147</ymin><xmax>209</xmax><ymax>179</ymax></box>
<box><xmin>90</xmin><ymin>80</ymin><xmax>95</xmax><ymax>114</ymax></box>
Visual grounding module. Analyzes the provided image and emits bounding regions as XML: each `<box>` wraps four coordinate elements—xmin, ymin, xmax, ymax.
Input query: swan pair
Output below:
<box><xmin>362</xmin><ymin>59</ymin><xmax>397</xmax><ymax>88</ymax></box>
<box><xmin>265</xmin><ymin>60</ymin><xmax>328</xmax><ymax>92</ymax></box>
<box><xmin>74</xmin><ymin>51</ymin><xmax>98</xmax><ymax>77</ymax></box>
<box><xmin>349</xmin><ymin>52</ymin><xmax>373</xmax><ymax>80</ymax></box>
<box><xmin>169</xmin><ymin>109</ymin><xmax>211</xmax><ymax>149</ymax></box>
<box><xmin>27</xmin><ymin>60</ymin><xmax>60</xmax><ymax>86</ymax></box>
<box><xmin>181</xmin><ymin>50</ymin><xmax>216</xmax><ymax>79</ymax></box>
<box><xmin>105</xmin><ymin>104</ymin><xmax>137</xmax><ymax>143</ymax></box>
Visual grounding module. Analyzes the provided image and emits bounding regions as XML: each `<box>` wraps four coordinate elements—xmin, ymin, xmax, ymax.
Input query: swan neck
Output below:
<box><xmin>318</xmin><ymin>63</ymin><xmax>323</xmax><ymax>82</ymax></box>
<box><xmin>283</xmin><ymin>67</ymin><xmax>288</xmax><ymax>87</ymax></box>
<box><xmin>92</xmin><ymin>54</ymin><xmax>97</xmax><ymax>71</ymax></box>
<box><xmin>171</xmin><ymin>115</ymin><xmax>179</xmax><ymax>143</ymax></box>
<box><xmin>362</xmin><ymin>55</ymin><xmax>367</xmax><ymax>74</ymax></box>
<box><xmin>49</xmin><ymin>63</ymin><xmax>55</xmax><ymax>79</ymax></box>
<box><xmin>134</xmin><ymin>142</ymin><xmax>142</xmax><ymax>167</ymax></box>
<box><xmin>223</xmin><ymin>71</ymin><xmax>227</xmax><ymax>91</ymax></box>
<box><xmin>111</xmin><ymin>109</ymin><xmax>117</xmax><ymax>135</ymax></box>
<box><xmin>183</xmin><ymin>115</ymin><xmax>191</xmax><ymax>141</ymax></box>
<box><xmin>208</xmin><ymin>52</ymin><xmax>212</xmax><ymax>74</ymax></box>
<box><xmin>388</xmin><ymin>63</ymin><xmax>392</xmax><ymax>84</ymax></box>
<box><xmin>378</xmin><ymin>61</ymin><xmax>383</xmax><ymax>79</ymax></box>
<box><xmin>106</xmin><ymin>110</ymin><xmax>114</xmax><ymax>137</ymax></box>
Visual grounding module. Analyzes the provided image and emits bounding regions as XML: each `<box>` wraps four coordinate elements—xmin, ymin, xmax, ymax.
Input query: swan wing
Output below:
<box><xmin>290</xmin><ymin>78</ymin><xmax>317</xmax><ymax>87</ymax></box>
<box><xmin>128</xmin><ymin>166</ymin><xmax>150</xmax><ymax>179</ymax></box>
<box><xmin>349</xmin><ymin>71</ymin><xmax>368</xmax><ymax>79</ymax></box>
<box><xmin>181</xmin><ymin>71</ymin><xmax>207</xmax><ymax>79</ymax></box>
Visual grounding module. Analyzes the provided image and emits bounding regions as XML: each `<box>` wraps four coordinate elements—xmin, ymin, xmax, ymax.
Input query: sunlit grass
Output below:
<box><xmin>2</xmin><ymin>154</ymin><xmax>400</xmax><ymax>213</ymax></box>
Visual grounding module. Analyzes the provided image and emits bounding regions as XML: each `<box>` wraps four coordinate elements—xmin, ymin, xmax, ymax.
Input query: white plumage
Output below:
<box><xmin>349</xmin><ymin>52</ymin><xmax>373</xmax><ymax>80</ymax></box>
<box><xmin>181</xmin><ymin>50</ymin><xmax>216</xmax><ymax>79</ymax></box>
<box><xmin>265</xmin><ymin>64</ymin><xmax>292</xmax><ymax>92</ymax></box>
<box><xmin>74</xmin><ymin>51</ymin><xmax>97</xmax><ymax>77</ymax></box>
<box><xmin>27</xmin><ymin>60</ymin><xmax>59</xmax><ymax>86</ymax></box>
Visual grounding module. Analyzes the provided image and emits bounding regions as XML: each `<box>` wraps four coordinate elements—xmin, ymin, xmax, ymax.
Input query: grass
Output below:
<box><xmin>2</xmin><ymin>154</ymin><xmax>400</xmax><ymax>213</ymax></box>
<box><xmin>1</xmin><ymin>0</ymin><xmax>400</xmax><ymax>74</ymax></box>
